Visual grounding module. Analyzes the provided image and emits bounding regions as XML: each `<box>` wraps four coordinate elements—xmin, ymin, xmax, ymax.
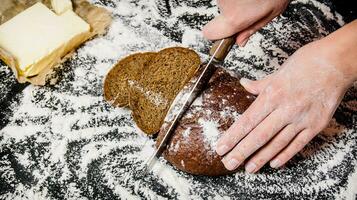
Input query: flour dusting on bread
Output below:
<box><xmin>198</xmin><ymin>118</ymin><xmax>220</xmax><ymax>150</ymax></box>
<box><xmin>128</xmin><ymin>80</ymin><xmax>167</xmax><ymax>106</ymax></box>
<box><xmin>157</xmin><ymin>68</ymin><xmax>256</xmax><ymax>175</ymax></box>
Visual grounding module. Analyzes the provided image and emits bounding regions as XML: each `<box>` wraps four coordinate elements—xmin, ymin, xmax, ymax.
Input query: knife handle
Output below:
<box><xmin>209</xmin><ymin>34</ymin><xmax>238</xmax><ymax>62</ymax></box>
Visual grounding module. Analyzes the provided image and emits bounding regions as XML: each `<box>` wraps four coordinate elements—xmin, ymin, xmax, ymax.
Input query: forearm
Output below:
<box><xmin>319</xmin><ymin>20</ymin><xmax>357</xmax><ymax>85</ymax></box>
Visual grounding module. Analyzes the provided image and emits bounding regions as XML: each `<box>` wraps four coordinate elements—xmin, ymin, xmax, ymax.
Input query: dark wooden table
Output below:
<box><xmin>0</xmin><ymin>0</ymin><xmax>356</xmax><ymax>199</ymax></box>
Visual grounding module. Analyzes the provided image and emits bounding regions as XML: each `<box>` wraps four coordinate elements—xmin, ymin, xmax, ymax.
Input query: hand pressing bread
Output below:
<box><xmin>216</xmin><ymin>39</ymin><xmax>354</xmax><ymax>173</ymax></box>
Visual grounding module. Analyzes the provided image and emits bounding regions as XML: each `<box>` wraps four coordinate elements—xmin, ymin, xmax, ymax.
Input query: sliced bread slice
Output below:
<box><xmin>103</xmin><ymin>52</ymin><xmax>156</xmax><ymax>107</ymax></box>
<box><xmin>129</xmin><ymin>47</ymin><xmax>201</xmax><ymax>135</ymax></box>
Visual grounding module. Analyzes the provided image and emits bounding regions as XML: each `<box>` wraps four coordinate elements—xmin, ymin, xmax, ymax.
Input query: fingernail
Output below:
<box><xmin>245</xmin><ymin>162</ymin><xmax>257</xmax><ymax>173</ymax></box>
<box><xmin>270</xmin><ymin>159</ymin><xmax>281</xmax><ymax>168</ymax></box>
<box><xmin>224</xmin><ymin>158</ymin><xmax>240</xmax><ymax>171</ymax></box>
<box><xmin>216</xmin><ymin>145</ymin><xmax>229</xmax><ymax>156</ymax></box>
<box><xmin>239</xmin><ymin>78</ymin><xmax>251</xmax><ymax>86</ymax></box>
<box><xmin>240</xmin><ymin>38</ymin><xmax>248</xmax><ymax>47</ymax></box>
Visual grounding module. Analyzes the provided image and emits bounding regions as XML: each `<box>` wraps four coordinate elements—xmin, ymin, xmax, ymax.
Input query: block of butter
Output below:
<box><xmin>0</xmin><ymin>2</ymin><xmax>90</xmax><ymax>77</ymax></box>
<box><xmin>51</xmin><ymin>0</ymin><xmax>73</xmax><ymax>15</ymax></box>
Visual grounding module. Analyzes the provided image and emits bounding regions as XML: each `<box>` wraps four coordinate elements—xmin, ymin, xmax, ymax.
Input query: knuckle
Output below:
<box><xmin>230</xmin><ymin>133</ymin><xmax>241</xmax><ymax>143</ymax></box>
<box><xmin>295</xmin><ymin>138</ymin><xmax>308</xmax><ymax>149</ymax></box>
<box><xmin>241</xmin><ymin>115</ymin><xmax>250</xmax><ymax>126</ymax></box>
<box><xmin>261</xmin><ymin>85</ymin><xmax>281</xmax><ymax>105</ymax></box>
<box><xmin>317</xmin><ymin>118</ymin><xmax>331</xmax><ymax>131</ymax></box>
<box><xmin>251</xmin><ymin>156</ymin><xmax>267</xmax><ymax>167</ymax></box>
<box><xmin>274</xmin><ymin>137</ymin><xmax>290</xmax><ymax>149</ymax></box>
<box><xmin>256</xmin><ymin>132</ymin><xmax>269</xmax><ymax>147</ymax></box>
<box><xmin>293</xmin><ymin>102</ymin><xmax>307</xmax><ymax>113</ymax></box>
<box><xmin>241</xmin><ymin>116</ymin><xmax>253</xmax><ymax>132</ymax></box>
<box><xmin>276</xmin><ymin>152</ymin><xmax>288</xmax><ymax>163</ymax></box>
<box><xmin>227</xmin><ymin>126</ymin><xmax>244</xmax><ymax>142</ymax></box>
<box><xmin>234</xmin><ymin>147</ymin><xmax>247</xmax><ymax>161</ymax></box>
<box><xmin>261</xmin><ymin>86</ymin><xmax>271</xmax><ymax>97</ymax></box>
<box><xmin>263</xmin><ymin>84</ymin><xmax>280</xmax><ymax>96</ymax></box>
<box><xmin>219</xmin><ymin>136</ymin><xmax>235</xmax><ymax>149</ymax></box>
<box><xmin>257</xmin><ymin>157</ymin><xmax>268</xmax><ymax>166</ymax></box>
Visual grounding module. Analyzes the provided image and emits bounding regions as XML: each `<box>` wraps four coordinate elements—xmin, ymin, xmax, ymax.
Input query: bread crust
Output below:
<box><xmin>156</xmin><ymin>68</ymin><xmax>255</xmax><ymax>176</ymax></box>
<box><xmin>104</xmin><ymin>49</ymin><xmax>256</xmax><ymax>176</ymax></box>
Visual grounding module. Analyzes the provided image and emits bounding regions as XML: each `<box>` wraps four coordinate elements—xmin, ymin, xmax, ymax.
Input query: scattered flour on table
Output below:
<box><xmin>138</xmin><ymin>138</ymin><xmax>192</xmax><ymax>199</ymax></box>
<box><xmin>0</xmin><ymin>0</ymin><xmax>356</xmax><ymax>199</ymax></box>
<box><xmin>81</xmin><ymin>0</ymin><xmax>355</xmax><ymax>198</ymax></box>
<box><xmin>292</xmin><ymin>0</ymin><xmax>344</xmax><ymax>25</ymax></box>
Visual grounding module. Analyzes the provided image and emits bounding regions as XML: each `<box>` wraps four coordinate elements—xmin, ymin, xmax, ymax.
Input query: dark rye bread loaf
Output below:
<box><xmin>103</xmin><ymin>52</ymin><xmax>156</xmax><ymax>107</ymax></box>
<box><xmin>156</xmin><ymin>67</ymin><xmax>255</xmax><ymax>176</ymax></box>
<box><xmin>103</xmin><ymin>47</ymin><xmax>200</xmax><ymax>135</ymax></box>
<box><xmin>129</xmin><ymin>47</ymin><xmax>200</xmax><ymax>135</ymax></box>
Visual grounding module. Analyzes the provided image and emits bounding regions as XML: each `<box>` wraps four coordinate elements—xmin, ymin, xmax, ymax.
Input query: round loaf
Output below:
<box><xmin>156</xmin><ymin>67</ymin><xmax>255</xmax><ymax>176</ymax></box>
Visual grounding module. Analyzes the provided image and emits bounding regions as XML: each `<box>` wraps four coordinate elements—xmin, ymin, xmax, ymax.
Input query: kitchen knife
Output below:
<box><xmin>142</xmin><ymin>34</ymin><xmax>238</xmax><ymax>174</ymax></box>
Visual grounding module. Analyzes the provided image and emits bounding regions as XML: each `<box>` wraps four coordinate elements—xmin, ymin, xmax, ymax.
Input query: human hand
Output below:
<box><xmin>216</xmin><ymin>35</ymin><xmax>357</xmax><ymax>173</ymax></box>
<box><xmin>202</xmin><ymin>0</ymin><xmax>289</xmax><ymax>46</ymax></box>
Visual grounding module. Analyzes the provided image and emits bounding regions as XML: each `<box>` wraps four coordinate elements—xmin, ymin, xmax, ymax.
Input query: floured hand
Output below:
<box><xmin>202</xmin><ymin>0</ymin><xmax>289</xmax><ymax>46</ymax></box>
<box><xmin>216</xmin><ymin>20</ymin><xmax>357</xmax><ymax>173</ymax></box>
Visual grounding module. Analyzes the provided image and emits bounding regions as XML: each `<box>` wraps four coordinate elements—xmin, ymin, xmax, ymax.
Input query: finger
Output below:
<box><xmin>235</xmin><ymin>12</ymin><xmax>275</xmax><ymax>46</ymax></box>
<box><xmin>221</xmin><ymin>109</ymin><xmax>287</xmax><ymax>171</ymax></box>
<box><xmin>216</xmin><ymin>94</ymin><xmax>275</xmax><ymax>156</ymax></box>
<box><xmin>216</xmin><ymin>0</ymin><xmax>236</xmax><ymax>10</ymax></box>
<box><xmin>239</xmin><ymin>78</ymin><xmax>261</xmax><ymax>95</ymax></box>
<box><xmin>203</xmin><ymin>9</ymin><xmax>270</xmax><ymax>41</ymax></box>
<box><xmin>244</xmin><ymin>124</ymin><xmax>301</xmax><ymax>173</ymax></box>
<box><xmin>240</xmin><ymin>74</ymin><xmax>274</xmax><ymax>95</ymax></box>
<box><xmin>216</xmin><ymin>0</ymin><xmax>225</xmax><ymax>11</ymax></box>
<box><xmin>270</xmin><ymin>129</ymin><xmax>316</xmax><ymax>168</ymax></box>
<box><xmin>202</xmin><ymin>15</ymin><xmax>239</xmax><ymax>40</ymax></box>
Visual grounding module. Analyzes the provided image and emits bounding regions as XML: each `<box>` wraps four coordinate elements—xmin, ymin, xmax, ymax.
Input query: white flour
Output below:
<box><xmin>198</xmin><ymin>118</ymin><xmax>220</xmax><ymax>150</ymax></box>
<box><xmin>182</xmin><ymin>127</ymin><xmax>191</xmax><ymax>139</ymax></box>
<box><xmin>169</xmin><ymin>140</ymin><xmax>181</xmax><ymax>154</ymax></box>
<box><xmin>128</xmin><ymin>80</ymin><xmax>168</xmax><ymax>106</ymax></box>
<box><xmin>0</xmin><ymin>0</ymin><xmax>356</xmax><ymax>199</ymax></box>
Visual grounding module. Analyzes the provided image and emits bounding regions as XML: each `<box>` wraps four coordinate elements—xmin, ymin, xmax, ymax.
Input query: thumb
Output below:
<box><xmin>240</xmin><ymin>75</ymin><xmax>273</xmax><ymax>95</ymax></box>
<box><xmin>240</xmin><ymin>78</ymin><xmax>262</xmax><ymax>95</ymax></box>
<box><xmin>202</xmin><ymin>15</ymin><xmax>238</xmax><ymax>40</ymax></box>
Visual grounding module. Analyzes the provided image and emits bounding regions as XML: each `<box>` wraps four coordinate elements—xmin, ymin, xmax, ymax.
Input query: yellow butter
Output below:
<box><xmin>51</xmin><ymin>0</ymin><xmax>73</xmax><ymax>15</ymax></box>
<box><xmin>0</xmin><ymin>2</ymin><xmax>90</xmax><ymax>77</ymax></box>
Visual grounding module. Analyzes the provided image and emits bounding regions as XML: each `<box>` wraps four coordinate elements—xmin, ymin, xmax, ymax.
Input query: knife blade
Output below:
<box><xmin>141</xmin><ymin>34</ymin><xmax>238</xmax><ymax>174</ymax></box>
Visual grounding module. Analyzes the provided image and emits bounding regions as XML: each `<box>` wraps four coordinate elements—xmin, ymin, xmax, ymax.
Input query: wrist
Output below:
<box><xmin>318</xmin><ymin>20</ymin><xmax>357</xmax><ymax>86</ymax></box>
